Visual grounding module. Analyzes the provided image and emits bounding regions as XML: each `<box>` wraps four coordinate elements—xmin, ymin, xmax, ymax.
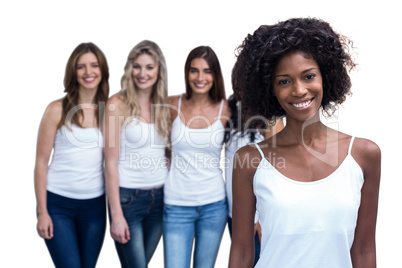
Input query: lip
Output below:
<box><xmin>193</xmin><ymin>83</ymin><xmax>207</xmax><ymax>89</ymax></box>
<box><xmin>136</xmin><ymin>77</ymin><xmax>149</xmax><ymax>84</ymax></box>
<box><xmin>83</xmin><ymin>77</ymin><xmax>96</xmax><ymax>83</ymax></box>
<box><xmin>290</xmin><ymin>97</ymin><xmax>314</xmax><ymax>110</ymax></box>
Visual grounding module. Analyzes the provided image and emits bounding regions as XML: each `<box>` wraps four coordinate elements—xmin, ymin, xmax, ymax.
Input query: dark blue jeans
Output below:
<box><xmin>44</xmin><ymin>191</ymin><xmax>106</xmax><ymax>268</ymax></box>
<box><xmin>228</xmin><ymin>217</ymin><xmax>260</xmax><ymax>267</ymax></box>
<box><xmin>114</xmin><ymin>187</ymin><xmax>164</xmax><ymax>268</ymax></box>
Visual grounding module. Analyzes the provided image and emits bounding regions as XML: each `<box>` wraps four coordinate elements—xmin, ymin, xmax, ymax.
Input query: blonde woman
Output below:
<box><xmin>104</xmin><ymin>40</ymin><xmax>170</xmax><ymax>267</ymax></box>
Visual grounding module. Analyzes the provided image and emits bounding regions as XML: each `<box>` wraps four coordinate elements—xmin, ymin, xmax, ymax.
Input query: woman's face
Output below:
<box><xmin>272</xmin><ymin>51</ymin><xmax>323</xmax><ymax>122</ymax></box>
<box><xmin>76</xmin><ymin>52</ymin><xmax>102</xmax><ymax>92</ymax></box>
<box><xmin>188</xmin><ymin>58</ymin><xmax>214</xmax><ymax>95</ymax></box>
<box><xmin>132</xmin><ymin>53</ymin><xmax>159</xmax><ymax>92</ymax></box>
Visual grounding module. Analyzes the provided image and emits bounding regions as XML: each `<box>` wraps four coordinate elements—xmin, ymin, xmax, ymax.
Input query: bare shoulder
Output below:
<box><xmin>167</xmin><ymin>95</ymin><xmax>180</xmax><ymax>107</ymax></box>
<box><xmin>106</xmin><ymin>93</ymin><xmax>126</xmax><ymax>115</ymax></box>
<box><xmin>43</xmin><ymin>99</ymin><xmax>62</xmax><ymax>124</ymax></box>
<box><xmin>351</xmin><ymin>137</ymin><xmax>381</xmax><ymax>175</ymax></box>
<box><xmin>220</xmin><ymin>99</ymin><xmax>231</xmax><ymax>118</ymax></box>
<box><xmin>233</xmin><ymin>143</ymin><xmax>264</xmax><ymax>178</ymax></box>
<box><xmin>353</xmin><ymin>137</ymin><xmax>381</xmax><ymax>159</ymax></box>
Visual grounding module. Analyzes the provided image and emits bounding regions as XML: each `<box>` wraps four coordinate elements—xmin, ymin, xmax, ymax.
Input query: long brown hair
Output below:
<box><xmin>184</xmin><ymin>46</ymin><xmax>226</xmax><ymax>102</ymax></box>
<box><xmin>58</xmin><ymin>42</ymin><xmax>110</xmax><ymax>129</ymax></box>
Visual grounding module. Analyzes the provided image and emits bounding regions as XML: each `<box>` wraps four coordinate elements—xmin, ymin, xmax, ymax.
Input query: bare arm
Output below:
<box><xmin>229</xmin><ymin>146</ymin><xmax>260</xmax><ymax>268</ymax></box>
<box><xmin>351</xmin><ymin>138</ymin><xmax>381</xmax><ymax>267</ymax></box>
<box><xmin>104</xmin><ymin>95</ymin><xmax>130</xmax><ymax>244</ymax></box>
<box><xmin>34</xmin><ymin>101</ymin><xmax>61</xmax><ymax>239</ymax></box>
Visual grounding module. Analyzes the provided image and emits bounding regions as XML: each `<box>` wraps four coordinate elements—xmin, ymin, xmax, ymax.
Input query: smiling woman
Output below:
<box><xmin>272</xmin><ymin>52</ymin><xmax>323</xmax><ymax>121</ymax></box>
<box><xmin>34</xmin><ymin>42</ymin><xmax>110</xmax><ymax>268</ymax></box>
<box><xmin>229</xmin><ymin>18</ymin><xmax>381</xmax><ymax>268</ymax></box>
<box><xmin>163</xmin><ymin>46</ymin><xmax>231</xmax><ymax>268</ymax></box>
<box><xmin>104</xmin><ymin>40</ymin><xmax>170</xmax><ymax>268</ymax></box>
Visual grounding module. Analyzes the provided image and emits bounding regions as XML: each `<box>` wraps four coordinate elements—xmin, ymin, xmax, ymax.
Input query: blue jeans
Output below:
<box><xmin>163</xmin><ymin>198</ymin><xmax>227</xmax><ymax>268</ymax></box>
<box><xmin>114</xmin><ymin>187</ymin><xmax>163</xmax><ymax>268</ymax></box>
<box><xmin>227</xmin><ymin>217</ymin><xmax>260</xmax><ymax>267</ymax></box>
<box><xmin>44</xmin><ymin>191</ymin><xmax>106</xmax><ymax>268</ymax></box>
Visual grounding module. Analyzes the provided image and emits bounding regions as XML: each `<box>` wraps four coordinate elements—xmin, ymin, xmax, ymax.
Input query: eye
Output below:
<box><xmin>278</xmin><ymin>79</ymin><xmax>290</xmax><ymax>85</ymax></box>
<box><xmin>146</xmin><ymin>66</ymin><xmax>154</xmax><ymax>71</ymax></box>
<box><xmin>204</xmin><ymin>69</ymin><xmax>212</xmax><ymax>74</ymax></box>
<box><xmin>305</xmin><ymin>74</ymin><xmax>316</xmax><ymax>80</ymax></box>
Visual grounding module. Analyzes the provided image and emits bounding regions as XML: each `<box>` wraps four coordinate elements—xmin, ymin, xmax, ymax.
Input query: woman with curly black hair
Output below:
<box><xmin>229</xmin><ymin>18</ymin><xmax>381</xmax><ymax>268</ymax></box>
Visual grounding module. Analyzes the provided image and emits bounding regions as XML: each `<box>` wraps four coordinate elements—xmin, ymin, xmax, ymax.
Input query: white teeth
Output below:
<box><xmin>85</xmin><ymin>78</ymin><xmax>95</xmax><ymax>82</ymax></box>
<box><xmin>292</xmin><ymin>100</ymin><xmax>312</xmax><ymax>108</ymax></box>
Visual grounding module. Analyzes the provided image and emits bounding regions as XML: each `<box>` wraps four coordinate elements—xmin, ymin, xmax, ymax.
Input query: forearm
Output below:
<box><xmin>229</xmin><ymin>247</ymin><xmax>254</xmax><ymax>268</ymax></box>
<box><xmin>34</xmin><ymin>164</ymin><xmax>48</xmax><ymax>215</ymax></box>
<box><xmin>104</xmin><ymin>163</ymin><xmax>124</xmax><ymax>218</ymax></box>
<box><xmin>351</xmin><ymin>244</ymin><xmax>376</xmax><ymax>268</ymax></box>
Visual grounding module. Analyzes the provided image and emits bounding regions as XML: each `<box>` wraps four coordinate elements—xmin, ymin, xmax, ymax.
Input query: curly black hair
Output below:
<box><xmin>232</xmin><ymin>17</ymin><xmax>356</xmax><ymax>121</ymax></box>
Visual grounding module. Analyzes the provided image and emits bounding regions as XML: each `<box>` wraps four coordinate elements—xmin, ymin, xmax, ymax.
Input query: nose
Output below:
<box><xmin>140</xmin><ymin>67</ymin><xmax>147</xmax><ymax>77</ymax></box>
<box><xmin>292</xmin><ymin>80</ymin><xmax>308</xmax><ymax>96</ymax></box>
<box><xmin>196</xmin><ymin>71</ymin><xmax>204</xmax><ymax>81</ymax></box>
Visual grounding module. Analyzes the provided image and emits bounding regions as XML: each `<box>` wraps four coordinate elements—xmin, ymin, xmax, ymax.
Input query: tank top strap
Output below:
<box><xmin>217</xmin><ymin>99</ymin><xmax>224</xmax><ymax>119</ymax></box>
<box><xmin>254</xmin><ymin>143</ymin><xmax>265</xmax><ymax>159</ymax></box>
<box><xmin>177</xmin><ymin>95</ymin><xmax>183</xmax><ymax>113</ymax></box>
<box><xmin>348</xmin><ymin>136</ymin><xmax>355</xmax><ymax>155</ymax></box>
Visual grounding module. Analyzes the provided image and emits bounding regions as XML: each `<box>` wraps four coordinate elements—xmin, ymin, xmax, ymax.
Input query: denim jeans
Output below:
<box><xmin>227</xmin><ymin>217</ymin><xmax>260</xmax><ymax>267</ymax></box>
<box><xmin>163</xmin><ymin>198</ymin><xmax>227</xmax><ymax>268</ymax></box>
<box><xmin>114</xmin><ymin>187</ymin><xmax>163</xmax><ymax>268</ymax></box>
<box><xmin>44</xmin><ymin>191</ymin><xmax>106</xmax><ymax>268</ymax></box>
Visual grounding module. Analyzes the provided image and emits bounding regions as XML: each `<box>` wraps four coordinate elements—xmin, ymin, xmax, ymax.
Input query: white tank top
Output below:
<box><xmin>164</xmin><ymin>96</ymin><xmax>226</xmax><ymax>206</ymax></box>
<box><xmin>225</xmin><ymin>130</ymin><xmax>264</xmax><ymax>218</ymax></box>
<box><xmin>47</xmin><ymin>125</ymin><xmax>104</xmax><ymax>199</ymax></box>
<box><xmin>118</xmin><ymin>118</ymin><xmax>168</xmax><ymax>188</ymax></box>
<box><xmin>253</xmin><ymin>137</ymin><xmax>363</xmax><ymax>268</ymax></box>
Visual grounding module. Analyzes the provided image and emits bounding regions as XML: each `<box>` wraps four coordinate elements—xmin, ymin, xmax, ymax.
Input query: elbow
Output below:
<box><xmin>351</xmin><ymin>243</ymin><xmax>376</xmax><ymax>268</ymax></box>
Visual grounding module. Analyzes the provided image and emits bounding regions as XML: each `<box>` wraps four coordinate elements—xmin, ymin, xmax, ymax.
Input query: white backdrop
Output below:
<box><xmin>1</xmin><ymin>0</ymin><xmax>400</xmax><ymax>267</ymax></box>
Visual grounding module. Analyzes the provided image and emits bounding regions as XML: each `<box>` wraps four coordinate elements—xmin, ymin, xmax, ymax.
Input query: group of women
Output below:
<box><xmin>34</xmin><ymin>17</ymin><xmax>381</xmax><ymax>268</ymax></box>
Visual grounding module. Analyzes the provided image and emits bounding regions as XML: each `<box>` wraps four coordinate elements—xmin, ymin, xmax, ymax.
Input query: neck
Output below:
<box><xmin>78</xmin><ymin>88</ymin><xmax>97</xmax><ymax>104</ymax></box>
<box><xmin>137</xmin><ymin>86</ymin><xmax>153</xmax><ymax>100</ymax></box>
<box><xmin>281</xmin><ymin>112</ymin><xmax>328</xmax><ymax>145</ymax></box>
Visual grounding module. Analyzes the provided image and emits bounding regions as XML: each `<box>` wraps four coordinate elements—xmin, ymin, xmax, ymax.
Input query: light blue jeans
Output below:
<box><xmin>163</xmin><ymin>198</ymin><xmax>227</xmax><ymax>268</ymax></box>
<box><xmin>114</xmin><ymin>187</ymin><xmax>163</xmax><ymax>268</ymax></box>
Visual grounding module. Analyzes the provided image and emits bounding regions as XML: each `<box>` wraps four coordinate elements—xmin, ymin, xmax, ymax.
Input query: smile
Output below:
<box><xmin>84</xmin><ymin>77</ymin><xmax>96</xmax><ymax>83</ymax></box>
<box><xmin>137</xmin><ymin>78</ymin><xmax>149</xmax><ymax>83</ymax></box>
<box><xmin>291</xmin><ymin>98</ymin><xmax>313</xmax><ymax>108</ymax></box>
<box><xmin>194</xmin><ymin>83</ymin><xmax>207</xmax><ymax>88</ymax></box>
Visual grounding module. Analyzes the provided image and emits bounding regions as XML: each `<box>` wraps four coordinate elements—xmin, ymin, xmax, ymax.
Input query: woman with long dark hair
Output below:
<box><xmin>34</xmin><ymin>42</ymin><xmax>109</xmax><ymax>268</ymax></box>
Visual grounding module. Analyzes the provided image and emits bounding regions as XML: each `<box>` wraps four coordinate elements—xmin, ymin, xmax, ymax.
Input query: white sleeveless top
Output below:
<box><xmin>47</xmin><ymin>125</ymin><xmax>104</xmax><ymax>199</ymax></box>
<box><xmin>164</xmin><ymin>96</ymin><xmax>226</xmax><ymax>206</ymax></box>
<box><xmin>253</xmin><ymin>137</ymin><xmax>363</xmax><ymax>268</ymax></box>
<box><xmin>225</xmin><ymin>130</ymin><xmax>264</xmax><ymax>218</ymax></box>
<box><xmin>118</xmin><ymin>118</ymin><xmax>168</xmax><ymax>188</ymax></box>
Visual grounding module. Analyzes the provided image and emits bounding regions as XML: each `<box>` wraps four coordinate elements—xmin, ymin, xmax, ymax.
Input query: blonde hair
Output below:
<box><xmin>120</xmin><ymin>40</ymin><xmax>170</xmax><ymax>143</ymax></box>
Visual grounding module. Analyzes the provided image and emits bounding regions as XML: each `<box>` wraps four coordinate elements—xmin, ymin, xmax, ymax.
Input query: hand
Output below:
<box><xmin>37</xmin><ymin>213</ymin><xmax>53</xmax><ymax>240</ymax></box>
<box><xmin>254</xmin><ymin>221</ymin><xmax>262</xmax><ymax>246</ymax></box>
<box><xmin>111</xmin><ymin>216</ymin><xmax>130</xmax><ymax>244</ymax></box>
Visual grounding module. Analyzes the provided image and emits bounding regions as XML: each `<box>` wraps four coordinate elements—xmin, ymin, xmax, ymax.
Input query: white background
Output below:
<box><xmin>1</xmin><ymin>0</ymin><xmax>400</xmax><ymax>267</ymax></box>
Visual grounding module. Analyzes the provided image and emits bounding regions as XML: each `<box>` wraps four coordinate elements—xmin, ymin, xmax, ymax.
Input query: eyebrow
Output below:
<box><xmin>190</xmin><ymin>67</ymin><xmax>211</xmax><ymax>71</ymax></box>
<box><xmin>275</xmin><ymin>67</ymin><xmax>318</xmax><ymax>78</ymax></box>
